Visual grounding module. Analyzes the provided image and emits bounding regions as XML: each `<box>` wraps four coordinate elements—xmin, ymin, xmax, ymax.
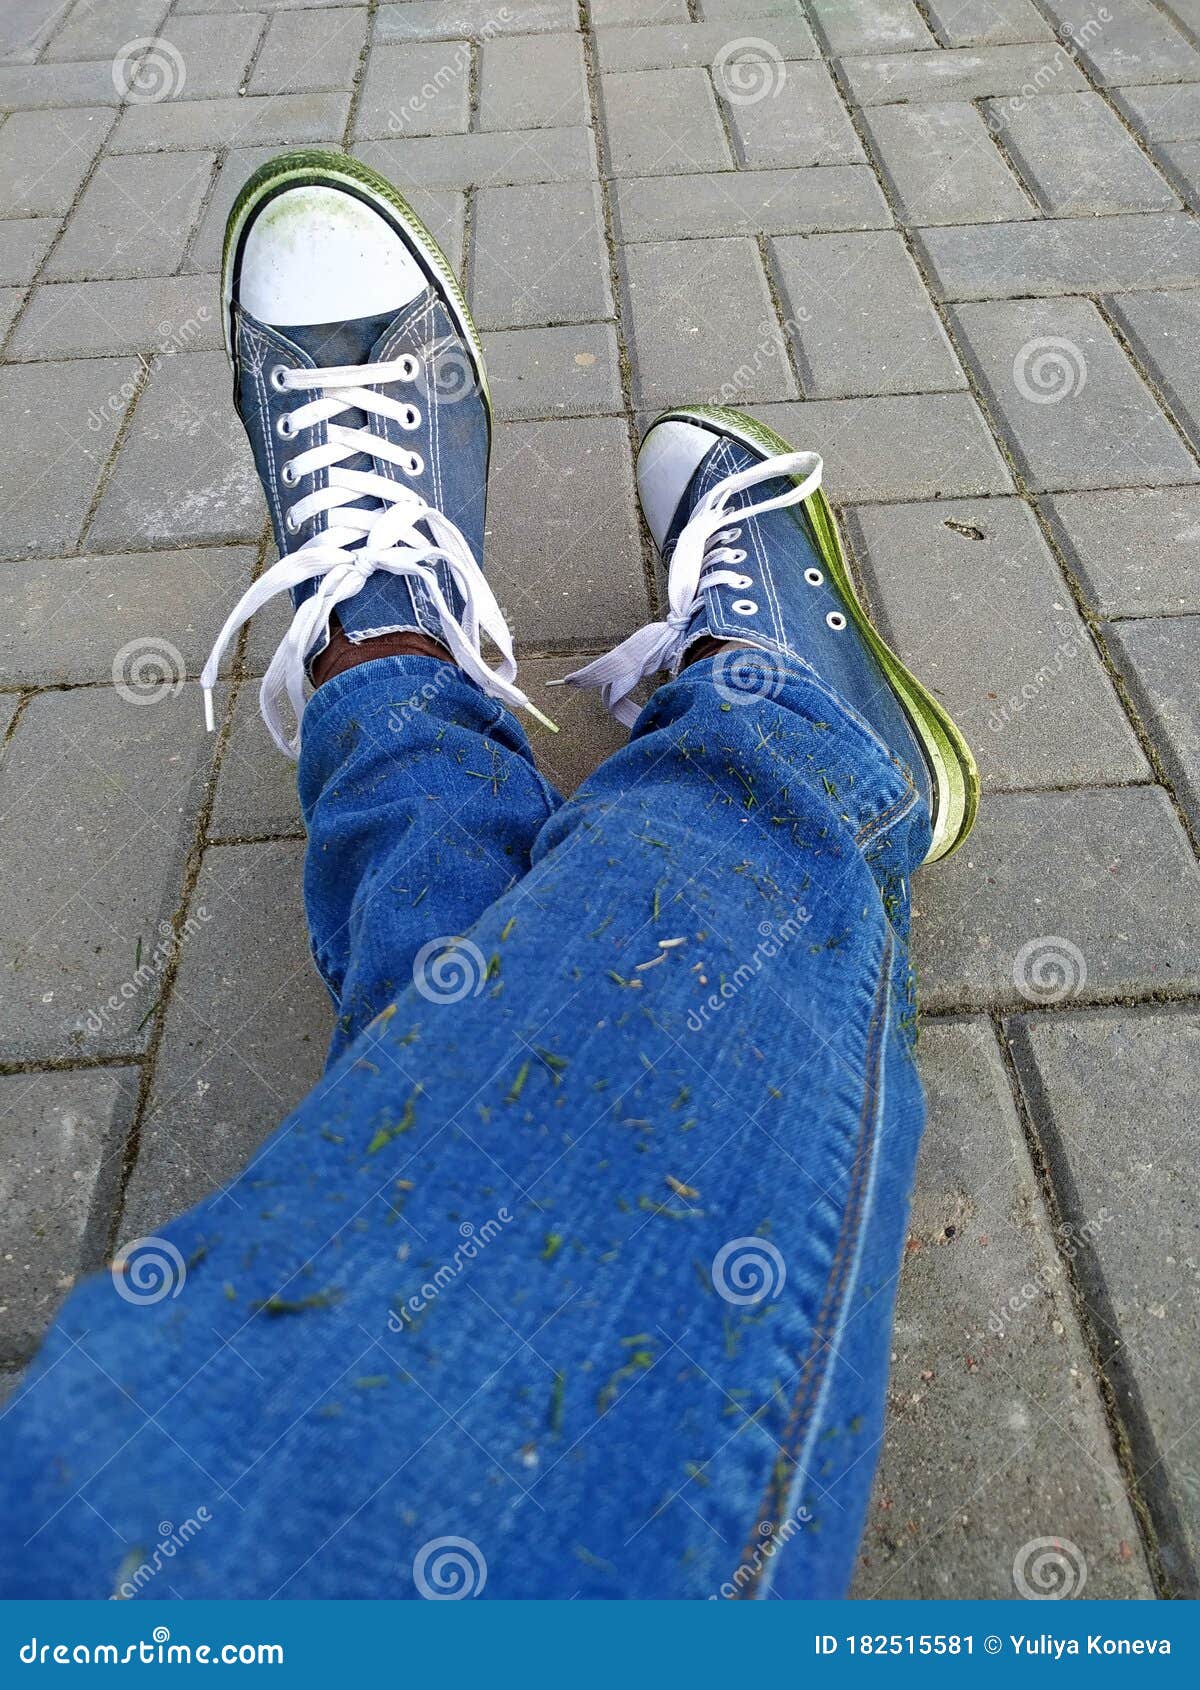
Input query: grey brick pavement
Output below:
<box><xmin>3</xmin><ymin>0</ymin><xmax>1200</xmax><ymax>1601</ymax></box>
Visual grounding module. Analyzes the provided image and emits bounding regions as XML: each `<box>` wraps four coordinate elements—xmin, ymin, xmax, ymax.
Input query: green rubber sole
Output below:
<box><xmin>220</xmin><ymin>147</ymin><xmax>490</xmax><ymax>422</ymax></box>
<box><xmin>645</xmin><ymin>405</ymin><xmax>979</xmax><ymax>864</ymax></box>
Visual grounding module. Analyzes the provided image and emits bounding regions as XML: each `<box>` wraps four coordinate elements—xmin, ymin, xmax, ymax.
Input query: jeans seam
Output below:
<box><xmin>730</xmin><ymin>926</ymin><xmax>894</xmax><ymax>1598</ymax></box>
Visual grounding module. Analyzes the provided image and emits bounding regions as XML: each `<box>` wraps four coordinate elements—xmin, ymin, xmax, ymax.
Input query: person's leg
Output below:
<box><xmin>0</xmin><ymin>404</ymin><xmax>976</xmax><ymax>1600</ymax></box>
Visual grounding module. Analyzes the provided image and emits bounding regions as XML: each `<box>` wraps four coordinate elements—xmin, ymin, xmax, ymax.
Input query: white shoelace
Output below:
<box><xmin>558</xmin><ymin>449</ymin><xmax>824</xmax><ymax>726</ymax></box>
<box><xmin>200</xmin><ymin>353</ymin><xmax>553</xmax><ymax>757</ymax></box>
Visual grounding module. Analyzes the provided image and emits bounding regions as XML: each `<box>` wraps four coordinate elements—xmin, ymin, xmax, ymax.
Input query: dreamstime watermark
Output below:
<box><xmin>112</xmin><ymin>636</ymin><xmax>186</xmax><ymax>705</ymax></box>
<box><xmin>384</xmin><ymin>660</ymin><xmax>460</xmax><ymax>731</ymax></box>
<box><xmin>111</xmin><ymin>1509</ymin><xmax>212</xmax><ymax>1600</ymax></box>
<box><xmin>1012</xmin><ymin>935</ymin><xmax>1087</xmax><ymax>1004</ymax></box>
<box><xmin>1013</xmin><ymin>1536</ymin><xmax>1088</xmax><ymax>1599</ymax></box>
<box><xmin>712</xmin><ymin>645</ymin><xmax>790</xmax><ymax>707</ymax></box>
<box><xmin>84</xmin><ymin>908</ymin><xmax>212</xmax><ymax>1036</ymax></box>
<box><xmin>420</xmin><ymin>339</ymin><xmax>482</xmax><ymax>406</ymax></box>
<box><xmin>412</xmin><ymin>1536</ymin><xmax>487</xmax><ymax>1599</ymax></box>
<box><xmin>111</xmin><ymin>1236</ymin><xmax>187</xmax><ymax>1305</ymax></box>
<box><xmin>711</xmin><ymin>1235</ymin><xmax>787</xmax><ymax>1305</ymax></box>
<box><xmin>987</xmin><ymin>620</ymin><xmax>1089</xmax><ymax>733</ymax></box>
<box><xmin>112</xmin><ymin>37</ymin><xmax>186</xmax><ymax>104</ymax></box>
<box><xmin>987</xmin><ymin>1208</ymin><xmax>1115</xmax><ymax>1337</ymax></box>
<box><xmin>387</xmin><ymin>1211</ymin><xmax>513</xmax><ymax>1332</ymax></box>
<box><xmin>388</xmin><ymin>11</ymin><xmax>510</xmax><ymax>132</ymax></box>
<box><xmin>87</xmin><ymin>307</ymin><xmax>213</xmax><ymax>432</ymax></box>
<box><xmin>985</xmin><ymin>9</ymin><xmax>1111</xmax><ymax>133</ymax></box>
<box><xmin>686</xmin><ymin>908</ymin><xmax>810</xmax><ymax>1032</ymax></box>
<box><xmin>711</xmin><ymin>1509</ymin><xmax>811</xmax><ymax>1598</ymax></box>
<box><xmin>1013</xmin><ymin>336</ymin><xmax>1088</xmax><ymax>405</ymax></box>
<box><xmin>412</xmin><ymin>935</ymin><xmax>488</xmax><ymax>1003</ymax></box>
<box><xmin>713</xmin><ymin>312</ymin><xmax>808</xmax><ymax>406</ymax></box>
<box><xmin>713</xmin><ymin>37</ymin><xmax>787</xmax><ymax>105</ymax></box>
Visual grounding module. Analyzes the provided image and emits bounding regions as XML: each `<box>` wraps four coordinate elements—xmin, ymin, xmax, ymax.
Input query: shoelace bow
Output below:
<box><xmin>200</xmin><ymin>354</ymin><xmax>554</xmax><ymax>758</ymax></box>
<box><xmin>558</xmin><ymin>449</ymin><xmax>823</xmax><ymax>726</ymax></box>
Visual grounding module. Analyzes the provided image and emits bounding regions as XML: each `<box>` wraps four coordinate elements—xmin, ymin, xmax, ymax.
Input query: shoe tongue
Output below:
<box><xmin>282</xmin><ymin>311</ymin><xmax>400</xmax><ymax>540</ymax></box>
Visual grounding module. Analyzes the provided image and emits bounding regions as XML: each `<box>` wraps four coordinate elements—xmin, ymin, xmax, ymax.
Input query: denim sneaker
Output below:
<box><xmin>200</xmin><ymin>149</ymin><xmax>550</xmax><ymax>755</ymax></box>
<box><xmin>562</xmin><ymin>406</ymin><xmax>978</xmax><ymax>862</ymax></box>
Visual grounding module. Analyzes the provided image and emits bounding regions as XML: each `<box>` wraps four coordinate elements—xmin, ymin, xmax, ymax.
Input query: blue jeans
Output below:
<box><xmin>0</xmin><ymin>655</ymin><xmax>931</xmax><ymax>1600</ymax></box>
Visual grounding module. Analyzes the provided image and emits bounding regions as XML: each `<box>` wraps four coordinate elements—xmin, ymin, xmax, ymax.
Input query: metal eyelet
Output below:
<box><xmin>731</xmin><ymin>574</ymin><xmax>753</xmax><ymax>589</ymax></box>
<box><xmin>401</xmin><ymin>355</ymin><xmax>420</xmax><ymax>381</ymax></box>
<box><xmin>284</xmin><ymin>509</ymin><xmax>300</xmax><ymax>534</ymax></box>
<box><xmin>826</xmin><ymin>611</ymin><xmax>847</xmax><ymax>631</ymax></box>
<box><xmin>728</xmin><ymin>548</ymin><xmax>747</xmax><ymax>564</ymax></box>
<box><xmin>732</xmin><ymin>599</ymin><xmax>758</xmax><ymax>616</ymax></box>
<box><xmin>400</xmin><ymin>405</ymin><xmax>422</xmax><ymax>431</ymax></box>
<box><xmin>275</xmin><ymin>414</ymin><xmax>294</xmax><ymax>440</ymax></box>
<box><xmin>280</xmin><ymin>462</ymin><xmax>298</xmax><ymax>488</ymax></box>
<box><xmin>269</xmin><ymin>364</ymin><xmax>289</xmax><ymax>392</ymax></box>
<box><xmin>407</xmin><ymin>451</ymin><xmax>425</xmax><ymax>476</ymax></box>
<box><xmin>805</xmin><ymin>567</ymin><xmax>824</xmax><ymax>587</ymax></box>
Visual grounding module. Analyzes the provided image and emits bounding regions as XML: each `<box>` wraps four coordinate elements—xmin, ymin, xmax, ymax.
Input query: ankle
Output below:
<box><xmin>680</xmin><ymin>637</ymin><xmax>762</xmax><ymax>671</ymax></box>
<box><xmin>311</xmin><ymin>622</ymin><xmax>453</xmax><ymax>688</ymax></box>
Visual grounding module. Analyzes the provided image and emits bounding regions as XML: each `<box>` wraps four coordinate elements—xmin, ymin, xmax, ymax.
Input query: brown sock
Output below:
<box><xmin>311</xmin><ymin>619</ymin><xmax>453</xmax><ymax>688</ymax></box>
<box><xmin>680</xmin><ymin>637</ymin><xmax>761</xmax><ymax>670</ymax></box>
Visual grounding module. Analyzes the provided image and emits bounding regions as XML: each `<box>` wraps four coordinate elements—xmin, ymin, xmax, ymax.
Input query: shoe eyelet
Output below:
<box><xmin>269</xmin><ymin>364</ymin><xmax>289</xmax><ymax>392</ymax></box>
<box><xmin>805</xmin><ymin>567</ymin><xmax>824</xmax><ymax>587</ymax></box>
<box><xmin>731</xmin><ymin>574</ymin><xmax>753</xmax><ymax>589</ymax></box>
<box><xmin>732</xmin><ymin>599</ymin><xmax>758</xmax><ymax>616</ymax></box>
<box><xmin>275</xmin><ymin>413</ymin><xmax>294</xmax><ymax>440</ymax></box>
<box><xmin>407</xmin><ymin>451</ymin><xmax>424</xmax><ymax>476</ymax></box>
<box><xmin>284</xmin><ymin>509</ymin><xmax>300</xmax><ymax>534</ymax></box>
<box><xmin>826</xmin><ymin>610</ymin><xmax>847</xmax><ymax>631</ymax></box>
<box><xmin>401</xmin><ymin>355</ymin><xmax>420</xmax><ymax>381</ymax></box>
<box><xmin>400</xmin><ymin>405</ymin><xmax>421</xmax><ymax>431</ymax></box>
<box><xmin>728</xmin><ymin>548</ymin><xmax>747</xmax><ymax>564</ymax></box>
<box><xmin>280</xmin><ymin>462</ymin><xmax>298</xmax><ymax>488</ymax></box>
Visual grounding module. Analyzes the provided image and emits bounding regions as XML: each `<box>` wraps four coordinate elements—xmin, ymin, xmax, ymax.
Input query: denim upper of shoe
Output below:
<box><xmin>230</xmin><ymin>285</ymin><xmax>489</xmax><ymax>650</ymax></box>
<box><xmin>665</xmin><ymin>435</ymin><xmax>929</xmax><ymax>802</ymax></box>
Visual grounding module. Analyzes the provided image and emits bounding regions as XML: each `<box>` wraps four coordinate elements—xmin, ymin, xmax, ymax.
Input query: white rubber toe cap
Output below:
<box><xmin>238</xmin><ymin>184</ymin><xmax>426</xmax><ymax>327</ymax></box>
<box><xmin>636</xmin><ymin>419</ymin><xmax>721</xmax><ymax>549</ymax></box>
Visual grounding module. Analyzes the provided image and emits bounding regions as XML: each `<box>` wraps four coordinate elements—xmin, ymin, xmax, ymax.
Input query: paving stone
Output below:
<box><xmin>470</xmin><ymin>181</ymin><xmax>610</xmax><ymax>330</ymax></box>
<box><xmin>808</xmin><ymin>0</ymin><xmax>934</xmax><ymax>53</ymax></box>
<box><xmin>600</xmin><ymin>67</ymin><xmax>731</xmax><ymax>175</ymax></box>
<box><xmin>9</xmin><ymin>275</ymin><xmax>221</xmax><ymax>359</ymax></box>
<box><xmin>917</xmin><ymin>213</ymin><xmax>1200</xmax><ymax>300</ymax></box>
<box><xmin>479</xmin><ymin>32</ymin><xmax>588</xmax><ymax>131</ymax></box>
<box><xmin>44</xmin><ymin>0</ymin><xmax>170</xmax><ymax>62</ymax></box>
<box><xmin>595</xmin><ymin>18</ymin><xmax>817</xmax><ymax>70</ymax></box>
<box><xmin>912</xmin><ymin>786</ymin><xmax>1200</xmax><ymax>1012</ymax></box>
<box><xmin>146</xmin><ymin>9</ymin><xmax>265</xmax><ymax>100</ymax></box>
<box><xmin>376</xmin><ymin>1</ymin><xmax>575</xmax><ymax>41</ymax></box>
<box><xmin>0</xmin><ymin>547</ymin><xmax>257</xmax><ymax>687</ymax></box>
<box><xmin>0</xmin><ymin>1069</ymin><xmax>138</xmax><ymax>1358</ymax></box>
<box><xmin>0</xmin><ymin>62</ymin><xmax>123</xmax><ymax>110</ymax></box>
<box><xmin>853</xmin><ymin>1019</ymin><xmax>1151</xmax><ymax>1601</ymax></box>
<box><xmin>0</xmin><ymin>106</ymin><xmax>116</xmax><ymax>218</ymax></box>
<box><xmin>697</xmin><ymin>0</ymin><xmax>806</xmax><ymax>12</ymax></box>
<box><xmin>352</xmin><ymin>41</ymin><xmax>471</xmax><ymax>141</ymax></box>
<box><xmin>1106</xmin><ymin>288</ymin><xmax>1200</xmax><ymax>456</ymax></box>
<box><xmin>862</xmin><ymin>101</ymin><xmax>1032</xmax><ymax>225</ymax></box>
<box><xmin>950</xmin><ymin>296</ymin><xmax>1200</xmax><ymax>492</ymax></box>
<box><xmin>989</xmin><ymin>92</ymin><xmax>1178</xmax><ymax>215</ymax></box>
<box><xmin>485</xmin><ymin>415</ymin><xmax>647</xmax><ymax>647</ymax></box>
<box><xmin>483</xmin><ymin>321</ymin><xmax>623</xmax><ymax>418</ymax></box>
<box><xmin>518</xmin><ymin>656</ymin><xmax>632</xmax><ymax>794</ymax></box>
<box><xmin>1113</xmin><ymin>83</ymin><xmax>1200</xmax><ymax>142</ymax></box>
<box><xmin>1010</xmin><ymin>1007</ymin><xmax>1200</xmax><ymax>1592</ymax></box>
<box><xmin>622</xmin><ymin>235</ymin><xmax>796</xmax><ymax>410</ymax></box>
<box><xmin>839</xmin><ymin>43</ymin><xmax>1089</xmax><ymax>106</ymax></box>
<box><xmin>1107</xmin><ymin>618</ymin><xmax>1200</xmax><ymax>834</ymax></box>
<box><xmin>0</xmin><ymin>0</ymin><xmax>67</xmax><ymax>62</ymax></box>
<box><xmin>921</xmin><ymin>0</ymin><xmax>1053</xmax><ymax>45</ymax></box>
<box><xmin>613</xmin><ymin>165</ymin><xmax>890</xmax><ymax>240</ymax></box>
<box><xmin>1153</xmin><ymin>137</ymin><xmax>1200</xmax><ymax>212</ymax></box>
<box><xmin>0</xmin><ymin>285</ymin><xmax>23</xmax><ymax>341</ymax></box>
<box><xmin>771</xmin><ymin>231</ymin><xmax>965</xmax><ymax>399</ymax></box>
<box><xmin>209</xmin><ymin>684</ymin><xmax>306</xmax><ymax>841</ymax></box>
<box><xmin>0</xmin><ymin>218</ymin><xmax>57</xmax><ymax>285</ymax></box>
<box><xmin>591</xmin><ymin>0</ymin><xmax>688</xmax><ymax>21</ymax></box>
<box><xmin>44</xmin><ymin>151</ymin><xmax>215</xmax><ymax>282</ymax></box>
<box><xmin>110</xmin><ymin>91</ymin><xmax>350</xmax><ymax>152</ymax></box>
<box><xmin>723</xmin><ymin>60</ymin><xmax>863</xmax><ymax>166</ymax></box>
<box><xmin>353</xmin><ymin>128</ymin><xmax>596</xmax><ymax>190</ymax></box>
<box><xmin>1038</xmin><ymin>0</ymin><xmax>1200</xmax><ymax>87</ymax></box>
<box><xmin>745</xmin><ymin>394</ymin><xmax>1012</xmax><ymax>501</ymax></box>
<box><xmin>844</xmin><ymin>498</ymin><xmax>1147</xmax><ymax>791</ymax></box>
<box><xmin>89</xmin><ymin>349</ymin><xmax>263</xmax><ymax>548</ymax></box>
<box><xmin>249</xmin><ymin>5</ymin><xmax>368</xmax><ymax>94</ymax></box>
<box><xmin>0</xmin><ymin>685</ymin><xmax>212</xmax><ymax>1062</ymax></box>
<box><xmin>1040</xmin><ymin>486</ymin><xmax>1200</xmax><ymax>617</ymax></box>
<box><xmin>120</xmin><ymin>841</ymin><xmax>332</xmax><ymax>1238</ymax></box>
<box><xmin>0</xmin><ymin>357</ymin><xmax>138</xmax><ymax>557</ymax></box>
